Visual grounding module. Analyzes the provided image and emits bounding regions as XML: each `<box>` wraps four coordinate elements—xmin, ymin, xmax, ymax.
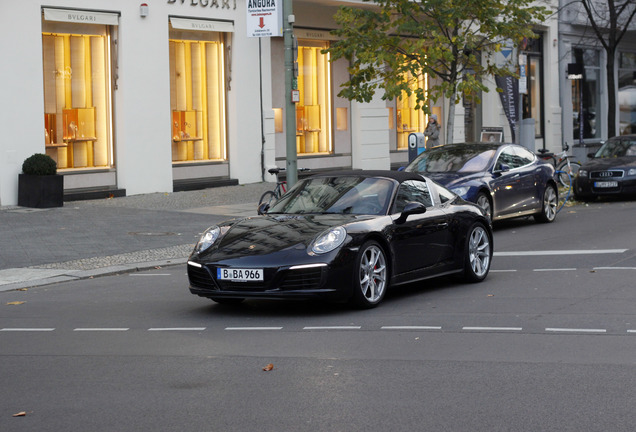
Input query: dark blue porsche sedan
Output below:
<box><xmin>404</xmin><ymin>143</ymin><xmax>558</xmax><ymax>223</ymax></box>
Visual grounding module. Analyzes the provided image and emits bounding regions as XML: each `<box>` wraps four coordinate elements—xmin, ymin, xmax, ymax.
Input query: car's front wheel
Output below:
<box><xmin>350</xmin><ymin>240</ymin><xmax>388</xmax><ymax>308</ymax></box>
<box><xmin>464</xmin><ymin>223</ymin><xmax>492</xmax><ymax>282</ymax></box>
<box><xmin>476</xmin><ymin>192</ymin><xmax>492</xmax><ymax>221</ymax></box>
<box><xmin>534</xmin><ymin>184</ymin><xmax>558</xmax><ymax>223</ymax></box>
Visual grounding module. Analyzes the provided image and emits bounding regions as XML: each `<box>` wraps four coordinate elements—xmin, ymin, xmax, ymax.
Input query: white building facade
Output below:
<box><xmin>0</xmin><ymin>0</ymin><xmax>562</xmax><ymax>206</ymax></box>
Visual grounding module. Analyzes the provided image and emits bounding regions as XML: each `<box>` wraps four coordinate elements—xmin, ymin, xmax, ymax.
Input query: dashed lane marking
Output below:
<box><xmin>545</xmin><ymin>328</ymin><xmax>606</xmax><ymax>333</ymax></box>
<box><xmin>381</xmin><ymin>326</ymin><xmax>442</xmax><ymax>330</ymax></box>
<box><xmin>1</xmin><ymin>328</ymin><xmax>55</xmax><ymax>332</ymax></box>
<box><xmin>74</xmin><ymin>328</ymin><xmax>129</xmax><ymax>331</ymax></box>
<box><xmin>225</xmin><ymin>327</ymin><xmax>283</xmax><ymax>331</ymax></box>
<box><xmin>303</xmin><ymin>326</ymin><xmax>361</xmax><ymax>330</ymax></box>
<box><xmin>462</xmin><ymin>327</ymin><xmax>522</xmax><ymax>331</ymax></box>
<box><xmin>533</xmin><ymin>268</ymin><xmax>577</xmax><ymax>272</ymax></box>
<box><xmin>148</xmin><ymin>327</ymin><xmax>206</xmax><ymax>331</ymax></box>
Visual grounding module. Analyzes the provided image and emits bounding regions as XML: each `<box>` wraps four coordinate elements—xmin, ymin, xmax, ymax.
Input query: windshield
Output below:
<box><xmin>268</xmin><ymin>176</ymin><xmax>394</xmax><ymax>215</ymax></box>
<box><xmin>405</xmin><ymin>146</ymin><xmax>497</xmax><ymax>173</ymax></box>
<box><xmin>595</xmin><ymin>139</ymin><xmax>636</xmax><ymax>158</ymax></box>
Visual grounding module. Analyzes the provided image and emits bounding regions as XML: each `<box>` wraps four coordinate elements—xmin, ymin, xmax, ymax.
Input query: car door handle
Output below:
<box><xmin>437</xmin><ymin>222</ymin><xmax>449</xmax><ymax>229</ymax></box>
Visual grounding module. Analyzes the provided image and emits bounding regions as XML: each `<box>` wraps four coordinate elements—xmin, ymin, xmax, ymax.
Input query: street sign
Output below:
<box><xmin>246</xmin><ymin>0</ymin><xmax>282</xmax><ymax>38</ymax></box>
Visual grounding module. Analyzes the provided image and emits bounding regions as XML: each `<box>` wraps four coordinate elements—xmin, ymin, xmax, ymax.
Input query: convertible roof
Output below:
<box><xmin>309</xmin><ymin>169</ymin><xmax>426</xmax><ymax>183</ymax></box>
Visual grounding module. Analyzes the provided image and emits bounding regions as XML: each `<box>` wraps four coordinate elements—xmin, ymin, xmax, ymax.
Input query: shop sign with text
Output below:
<box><xmin>246</xmin><ymin>0</ymin><xmax>282</xmax><ymax>38</ymax></box>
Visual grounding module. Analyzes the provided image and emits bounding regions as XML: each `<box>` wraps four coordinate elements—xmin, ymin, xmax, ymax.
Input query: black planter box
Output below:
<box><xmin>18</xmin><ymin>174</ymin><xmax>64</xmax><ymax>208</ymax></box>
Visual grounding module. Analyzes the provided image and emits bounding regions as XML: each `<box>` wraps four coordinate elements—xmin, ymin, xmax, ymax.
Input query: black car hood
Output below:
<box><xmin>582</xmin><ymin>157</ymin><xmax>636</xmax><ymax>170</ymax></box>
<box><xmin>197</xmin><ymin>213</ymin><xmax>371</xmax><ymax>260</ymax></box>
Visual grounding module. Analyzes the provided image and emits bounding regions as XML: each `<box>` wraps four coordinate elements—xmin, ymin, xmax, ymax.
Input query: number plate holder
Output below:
<box><xmin>594</xmin><ymin>181</ymin><xmax>618</xmax><ymax>188</ymax></box>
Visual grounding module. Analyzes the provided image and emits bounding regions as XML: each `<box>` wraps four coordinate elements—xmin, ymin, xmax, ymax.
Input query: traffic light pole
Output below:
<box><xmin>283</xmin><ymin>0</ymin><xmax>298</xmax><ymax>188</ymax></box>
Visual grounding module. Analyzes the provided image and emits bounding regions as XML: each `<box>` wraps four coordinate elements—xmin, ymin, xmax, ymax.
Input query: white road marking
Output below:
<box><xmin>491</xmin><ymin>269</ymin><xmax>517</xmax><ymax>273</ymax></box>
<box><xmin>148</xmin><ymin>327</ymin><xmax>206</xmax><ymax>331</ymax></box>
<box><xmin>627</xmin><ymin>330</ymin><xmax>636</xmax><ymax>333</ymax></box>
<box><xmin>533</xmin><ymin>268</ymin><xmax>577</xmax><ymax>272</ymax></box>
<box><xmin>495</xmin><ymin>249</ymin><xmax>627</xmax><ymax>256</ymax></box>
<box><xmin>74</xmin><ymin>328</ymin><xmax>129</xmax><ymax>331</ymax></box>
<box><xmin>545</xmin><ymin>328</ymin><xmax>606</xmax><ymax>333</ymax></box>
<box><xmin>594</xmin><ymin>267</ymin><xmax>636</xmax><ymax>271</ymax></box>
<box><xmin>381</xmin><ymin>326</ymin><xmax>442</xmax><ymax>330</ymax></box>
<box><xmin>129</xmin><ymin>274</ymin><xmax>172</xmax><ymax>276</ymax></box>
<box><xmin>303</xmin><ymin>326</ymin><xmax>361</xmax><ymax>330</ymax></box>
<box><xmin>225</xmin><ymin>327</ymin><xmax>283</xmax><ymax>331</ymax></box>
<box><xmin>462</xmin><ymin>327</ymin><xmax>522</xmax><ymax>331</ymax></box>
<box><xmin>1</xmin><ymin>328</ymin><xmax>55</xmax><ymax>332</ymax></box>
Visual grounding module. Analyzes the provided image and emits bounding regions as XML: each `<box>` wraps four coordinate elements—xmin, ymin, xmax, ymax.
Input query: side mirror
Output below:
<box><xmin>257</xmin><ymin>202</ymin><xmax>269</xmax><ymax>215</ymax></box>
<box><xmin>395</xmin><ymin>201</ymin><xmax>426</xmax><ymax>225</ymax></box>
<box><xmin>494</xmin><ymin>163</ymin><xmax>510</xmax><ymax>175</ymax></box>
<box><xmin>587</xmin><ymin>152</ymin><xmax>596</xmax><ymax>159</ymax></box>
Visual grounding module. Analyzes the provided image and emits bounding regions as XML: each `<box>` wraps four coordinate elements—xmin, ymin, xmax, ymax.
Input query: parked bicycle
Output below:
<box><xmin>536</xmin><ymin>144</ymin><xmax>581</xmax><ymax>189</ymax></box>
<box><xmin>258</xmin><ymin>167</ymin><xmax>310</xmax><ymax>211</ymax></box>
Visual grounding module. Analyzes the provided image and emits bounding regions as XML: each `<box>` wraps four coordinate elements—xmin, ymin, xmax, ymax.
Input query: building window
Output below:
<box><xmin>397</xmin><ymin>73</ymin><xmax>427</xmax><ymax>150</ymax></box>
<box><xmin>572</xmin><ymin>48</ymin><xmax>602</xmax><ymax>140</ymax></box>
<box><xmin>296</xmin><ymin>40</ymin><xmax>332</xmax><ymax>155</ymax></box>
<box><xmin>42</xmin><ymin>24</ymin><xmax>114</xmax><ymax>169</ymax></box>
<box><xmin>169</xmin><ymin>30</ymin><xmax>227</xmax><ymax>162</ymax></box>
<box><xmin>618</xmin><ymin>52</ymin><xmax>636</xmax><ymax>135</ymax></box>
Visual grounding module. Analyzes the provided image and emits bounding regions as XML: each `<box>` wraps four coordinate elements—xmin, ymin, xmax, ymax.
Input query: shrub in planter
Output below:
<box><xmin>22</xmin><ymin>153</ymin><xmax>58</xmax><ymax>176</ymax></box>
<box><xmin>18</xmin><ymin>153</ymin><xmax>63</xmax><ymax>208</ymax></box>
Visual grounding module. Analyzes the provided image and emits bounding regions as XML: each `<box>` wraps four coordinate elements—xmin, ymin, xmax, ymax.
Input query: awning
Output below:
<box><xmin>43</xmin><ymin>8</ymin><xmax>119</xmax><ymax>26</ymax></box>
<box><xmin>170</xmin><ymin>17</ymin><xmax>234</xmax><ymax>33</ymax></box>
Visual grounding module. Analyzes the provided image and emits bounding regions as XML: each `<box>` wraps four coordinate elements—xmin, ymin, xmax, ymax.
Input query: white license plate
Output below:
<box><xmin>217</xmin><ymin>268</ymin><xmax>263</xmax><ymax>281</ymax></box>
<box><xmin>594</xmin><ymin>181</ymin><xmax>618</xmax><ymax>188</ymax></box>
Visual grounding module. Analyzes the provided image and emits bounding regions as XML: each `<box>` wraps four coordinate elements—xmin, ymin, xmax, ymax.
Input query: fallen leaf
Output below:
<box><xmin>17</xmin><ymin>288</ymin><xmax>28</xmax><ymax>291</ymax></box>
<box><xmin>262</xmin><ymin>363</ymin><xmax>274</xmax><ymax>371</ymax></box>
<box><xmin>6</xmin><ymin>301</ymin><xmax>25</xmax><ymax>306</ymax></box>
<box><xmin>13</xmin><ymin>412</ymin><xmax>26</xmax><ymax>417</ymax></box>
<box><xmin>487</xmin><ymin>294</ymin><xmax>494</xmax><ymax>297</ymax></box>
<box><xmin>154</xmin><ymin>266</ymin><xmax>162</xmax><ymax>269</ymax></box>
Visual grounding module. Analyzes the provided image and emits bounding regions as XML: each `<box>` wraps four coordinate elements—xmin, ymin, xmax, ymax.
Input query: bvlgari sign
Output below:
<box><xmin>246</xmin><ymin>0</ymin><xmax>282</xmax><ymax>38</ymax></box>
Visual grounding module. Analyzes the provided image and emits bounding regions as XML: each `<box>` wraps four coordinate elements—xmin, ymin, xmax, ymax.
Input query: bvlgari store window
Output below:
<box><xmin>41</xmin><ymin>9</ymin><xmax>117</xmax><ymax>169</ymax></box>
<box><xmin>396</xmin><ymin>73</ymin><xmax>427</xmax><ymax>150</ymax></box>
<box><xmin>296</xmin><ymin>39</ymin><xmax>332</xmax><ymax>155</ymax></box>
<box><xmin>168</xmin><ymin>18</ymin><xmax>230</xmax><ymax>163</ymax></box>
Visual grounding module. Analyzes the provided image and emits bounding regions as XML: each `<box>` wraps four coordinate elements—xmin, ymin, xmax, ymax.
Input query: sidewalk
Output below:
<box><xmin>0</xmin><ymin>182</ymin><xmax>274</xmax><ymax>291</ymax></box>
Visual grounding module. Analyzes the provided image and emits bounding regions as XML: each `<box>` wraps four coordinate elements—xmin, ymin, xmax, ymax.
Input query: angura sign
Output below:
<box><xmin>246</xmin><ymin>0</ymin><xmax>282</xmax><ymax>37</ymax></box>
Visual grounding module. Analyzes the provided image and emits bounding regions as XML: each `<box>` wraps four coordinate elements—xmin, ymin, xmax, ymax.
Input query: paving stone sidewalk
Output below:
<box><xmin>0</xmin><ymin>182</ymin><xmax>274</xmax><ymax>291</ymax></box>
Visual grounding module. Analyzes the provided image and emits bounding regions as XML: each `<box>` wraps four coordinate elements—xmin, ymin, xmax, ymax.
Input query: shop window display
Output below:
<box><xmin>169</xmin><ymin>31</ymin><xmax>226</xmax><ymax>163</ymax></box>
<box><xmin>396</xmin><ymin>73</ymin><xmax>427</xmax><ymax>150</ymax></box>
<box><xmin>42</xmin><ymin>26</ymin><xmax>113</xmax><ymax>169</ymax></box>
<box><xmin>296</xmin><ymin>40</ymin><xmax>332</xmax><ymax>155</ymax></box>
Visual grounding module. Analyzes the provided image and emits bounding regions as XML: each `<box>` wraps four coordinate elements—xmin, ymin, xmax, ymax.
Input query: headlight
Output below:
<box><xmin>578</xmin><ymin>170</ymin><xmax>588</xmax><ymax>178</ymax></box>
<box><xmin>195</xmin><ymin>226</ymin><xmax>221</xmax><ymax>253</ymax></box>
<box><xmin>628</xmin><ymin>168</ymin><xmax>636</xmax><ymax>176</ymax></box>
<box><xmin>311</xmin><ymin>226</ymin><xmax>347</xmax><ymax>254</ymax></box>
<box><xmin>451</xmin><ymin>186</ymin><xmax>469</xmax><ymax>197</ymax></box>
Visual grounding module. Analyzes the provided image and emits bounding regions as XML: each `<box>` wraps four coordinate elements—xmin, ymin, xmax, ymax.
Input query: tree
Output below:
<box><xmin>326</xmin><ymin>0</ymin><xmax>550</xmax><ymax>144</ymax></box>
<box><xmin>573</xmin><ymin>0</ymin><xmax>636</xmax><ymax>137</ymax></box>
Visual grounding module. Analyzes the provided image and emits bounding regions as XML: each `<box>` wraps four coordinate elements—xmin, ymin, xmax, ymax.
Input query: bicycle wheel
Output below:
<box><xmin>556</xmin><ymin>161</ymin><xmax>581</xmax><ymax>188</ymax></box>
<box><xmin>258</xmin><ymin>190</ymin><xmax>277</xmax><ymax>208</ymax></box>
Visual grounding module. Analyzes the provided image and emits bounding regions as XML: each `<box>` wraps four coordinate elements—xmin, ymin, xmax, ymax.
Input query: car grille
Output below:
<box><xmin>188</xmin><ymin>265</ymin><xmax>217</xmax><ymax>290</ymax></box>
<box><xmin>280</xmin><ymin>267</ymin><xmax>324</xmax><ymax>290</ymax></box>
<box><xmin>590</xmin><ymin>170</ymin><xmax>624</xmax><ymax>179</ymax></box>
<box><xmin>189</xmin><ymin>265</ymin><xmax>325</xmax><ymax>292</ymax></box>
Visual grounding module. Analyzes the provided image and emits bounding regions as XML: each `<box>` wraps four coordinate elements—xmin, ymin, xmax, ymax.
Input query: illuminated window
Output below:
<box><xmin>169</xmin><ymin>31</ymin><xmax>226</xmax><ymax>162</ymax></box>
<box><xmin>42</xmin><ymin>25</ymin><xmax>113</xmax><ymax>169</ymax></box>
<box><xmin>396</xmin><ymin>73</ymin><xmax>427</xmax><ymax>150</ymax></box>
<box><xmin>296</xmin><ymin>40</ymin><xmax>332</xmax><ymax>155</ymax></box>
<box><xmin>572</xmin><ymin>48</ymin><xmax>601</xmax><ymax>140</ymax></box>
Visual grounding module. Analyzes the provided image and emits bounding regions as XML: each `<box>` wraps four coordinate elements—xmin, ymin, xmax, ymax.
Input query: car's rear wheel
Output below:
<box><xmin>534</xmin><ymin>184</ymin><xmax>558</xmax><ymax>223</ymax></box>
<box><xmin>464</xmin><ymin>223</ymin><xmax>492</xmax><ymax>282</ymax></box>
<box><xmin>476</xmin><ymin>192</ymin><xmax>492</xmax><ymax>221</ymax></box>
<box><xmin>350</xmin><ymin>240</ymin><xmax>388</xmax><ymax>308</ymax></box>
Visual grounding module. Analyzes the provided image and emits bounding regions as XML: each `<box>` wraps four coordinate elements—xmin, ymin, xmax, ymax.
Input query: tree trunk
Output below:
<box><xmin>446</xmin><ymin>91</ymin><xmax>456</xmax><ymax>144</ymax></box>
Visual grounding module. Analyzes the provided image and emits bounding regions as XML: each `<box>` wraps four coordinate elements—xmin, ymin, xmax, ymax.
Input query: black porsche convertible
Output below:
<box><xmin>187</xmin><ymin>170</ymin><xmax>493</xmax><ymax>308</ymax></box>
